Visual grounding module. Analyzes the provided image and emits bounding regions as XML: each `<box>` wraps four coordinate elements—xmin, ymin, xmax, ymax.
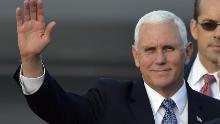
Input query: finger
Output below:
<box><xmin>30</xmin><ymin>0</ymin><xmax>37</xmax><ymax>20</ymax></box>
<box><xmin>16</xmin><ymin>7</ymin><xmax>23</xmax><ymax>28</ymax></box>
<box><xmin>23</xmin><ymin>0</ymin><xmax>30</xmax><ymax>21</ymax></box>
<box><xmin>37</xmin><ymin>0</ymin><xmax>45</xmax><ymax>22</ymax></box>
<box><xmin>44</xmin><ymin>21</ymin><xmax>56</xmax><ymax>41</ymax></box>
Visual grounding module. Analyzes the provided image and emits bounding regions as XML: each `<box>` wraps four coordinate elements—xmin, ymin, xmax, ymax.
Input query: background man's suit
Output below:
<box><xmin>14</xmin><ymin>68</ymin><xmax>220</xmax><ymax>124</ymax></box>
<box><xmin>184</xmin><ymin>56</ymin><xmax>195</xmax><ymax>80</ymax></box>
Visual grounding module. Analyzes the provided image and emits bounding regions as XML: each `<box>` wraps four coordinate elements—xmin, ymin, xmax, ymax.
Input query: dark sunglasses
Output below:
<box><xmin>198</xmin><ymin>20</ymin><xmax>220</xmax><ymax>31</ymax></box>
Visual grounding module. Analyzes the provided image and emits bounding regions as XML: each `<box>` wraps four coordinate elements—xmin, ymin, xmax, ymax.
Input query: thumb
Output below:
<box><xmin>44</xmin><ymin>21</ymin><xmax>56</xmax><ymax>41</ymax></box>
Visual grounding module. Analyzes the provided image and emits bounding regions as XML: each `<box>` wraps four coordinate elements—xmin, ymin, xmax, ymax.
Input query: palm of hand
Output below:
<box><xmin>17</xmin><ymin>20</ymin><xmax>49</xmax><ymax>57</ymax></box>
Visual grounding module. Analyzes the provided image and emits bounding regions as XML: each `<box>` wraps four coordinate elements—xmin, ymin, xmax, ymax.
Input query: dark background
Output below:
<box><xmin>1</xmin><ymin>0</ymin><xmax>195</xmax><ymax>123</ymax></box>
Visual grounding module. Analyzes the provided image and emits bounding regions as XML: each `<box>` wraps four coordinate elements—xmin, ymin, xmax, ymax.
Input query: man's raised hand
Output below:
<box><xmin>16</xmin><ymin>0</ymin><xmax>56</xmax><ymax>77</ymax></box>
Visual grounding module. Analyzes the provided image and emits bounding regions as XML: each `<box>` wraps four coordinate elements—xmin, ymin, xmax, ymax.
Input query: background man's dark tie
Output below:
<box><xmin>200</xmin><ymin>74</ymin><xmax>216</xmax><ymax>97</ymax></box>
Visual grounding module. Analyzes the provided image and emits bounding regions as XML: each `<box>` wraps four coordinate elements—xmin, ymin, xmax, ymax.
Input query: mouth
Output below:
<box><xmin>208</xmin><ymin>42</ymin><xmax>220</xmax><ymax>48</ymax></box>
<box><xmin>208</xmin><ymin>45</ymin><xmax>220</xmax><ymax>51</ymax></box>
<box><xmin>151</xmin><ymin>69</ymin><xmax>171</xmax><ymax>72</ymax></box>
<box><xmin>209</xmin><ymin>45</ymin><xmax>220</xmax><ymax>47</ymax></box>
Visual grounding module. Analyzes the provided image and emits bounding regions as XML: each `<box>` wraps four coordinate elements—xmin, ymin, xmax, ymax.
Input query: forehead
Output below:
<box><xmin>199</xmin><ymin>0</ymin><xmax>220</xmax><ymax>20</ymax></box>
<box><xmin>138</xmin><ymin>22</ymin><xmax>182</xmax><ymax>46</ymax></box>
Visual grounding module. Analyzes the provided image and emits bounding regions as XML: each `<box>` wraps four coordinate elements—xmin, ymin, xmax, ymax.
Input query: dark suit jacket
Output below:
<box><xmin>204</xmin><ymin>118</ymin><xmax>220</xmax><ymax>124</ymax></box>
<box><xmin>14</xmin><ymin>67</ymin><xmax>220</xmax><ymax>124</ymax></box>
<box><xmin>184</xmin><ymin>55</ymin><xmax>195</xmax><ymax>80</ymax></box>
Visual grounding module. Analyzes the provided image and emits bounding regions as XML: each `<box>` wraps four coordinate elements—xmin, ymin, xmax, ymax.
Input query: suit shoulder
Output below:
<box><xmin>85</xmin><ymin>78</ymin><xmax>136</xmax><ymax>105</ymax></box>
<box><xmin>88</xmin><ymin>77</ymin><xmax>139</xmax><ymax>96</ymax></box>
<box><xmin>92</xmin><ymin>78</ymin><xmax>134</xmax><ymax>91</ymax></box>
<box><xmin>191</xmin><ymin>89</ymin><xmax>220</xmax><ymax>105</ymax></box>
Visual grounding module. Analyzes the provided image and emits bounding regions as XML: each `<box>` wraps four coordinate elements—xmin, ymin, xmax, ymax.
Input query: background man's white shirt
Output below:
<box><xmin>188</xmin><ymin>54</ymin><xmax>220</xmax><ymax>100</ymax></box>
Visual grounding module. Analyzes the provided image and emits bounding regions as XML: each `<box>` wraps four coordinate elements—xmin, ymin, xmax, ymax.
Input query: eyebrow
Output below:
<box><xmin>198</xmin><ymin>17</ymin><xmax>218</xmax><ymax>21</ymax></box>
<box><xmin>140</xmin><ymin>43</ymin><xmax>180</xmax><ymax>49</ymax></box>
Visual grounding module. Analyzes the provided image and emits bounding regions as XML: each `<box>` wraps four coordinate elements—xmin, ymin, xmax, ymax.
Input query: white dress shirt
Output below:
<box><xmin>188</xmin><ymin>54</ymin><xmax>220</xmax><ymax>100</ymax></box>
<box><xmin>144</xmin><ymin>81</ymin><xmax>188</xmax><ymax>124</ymax></box>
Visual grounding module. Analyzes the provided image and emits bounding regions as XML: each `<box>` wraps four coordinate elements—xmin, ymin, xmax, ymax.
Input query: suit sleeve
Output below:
<box><xmin>13</xmin><ymin>66</ymin><xmax>106</xmax><ymax>124</ymax></box>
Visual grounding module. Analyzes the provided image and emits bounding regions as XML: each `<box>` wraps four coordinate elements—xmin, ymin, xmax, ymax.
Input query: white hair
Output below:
<box><xmin>134</xmin><ymin>10</ymin><xmax>188</xmax><ymax>49</ymax></box>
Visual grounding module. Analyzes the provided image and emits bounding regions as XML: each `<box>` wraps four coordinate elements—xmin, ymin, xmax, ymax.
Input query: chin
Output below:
<box><xmin>152</xmin><ymin>80</ymin><xmax>173</xmax><ymax>87</ymax></box>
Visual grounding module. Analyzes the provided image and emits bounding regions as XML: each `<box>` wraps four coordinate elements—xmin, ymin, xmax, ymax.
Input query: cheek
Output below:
<box><xmin>139</xmin><ymin>55</ymin><xmax>154</xmax><ymax>68</ymax></box>
<box><xmin>198</xmin><ymin>39</ymin><xmax>209</xmax><ymax>47</ymax></box>
<box><xmin>167</xmin><ymin>53</ymin><xmax>184</xmax><ymax>68</ymax></box>
<box><xmin>197</xmin><ymin>31</ymin><xmax>212</xmax><ymax>45</ymax></box>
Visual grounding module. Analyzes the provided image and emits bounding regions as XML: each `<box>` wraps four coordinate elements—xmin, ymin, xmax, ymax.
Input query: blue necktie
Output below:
<box><xmin>161</xmin><ymin>99</ymin><xmax>178</xmax><ymax>124</ymax></box>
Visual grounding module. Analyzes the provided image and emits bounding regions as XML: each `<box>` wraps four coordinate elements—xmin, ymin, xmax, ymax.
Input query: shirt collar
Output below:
<box><xmin>188</xmin><ymin>54</ymin><xmax>219</xmax><ymax>85</ymax></box>
<box><xmin>144</xmin><ymin>80</ymin><xmax>187</xmax><ymax>115</ymax></box>
<box><xmin>188</xmin><ymin>54</ymin><xmax>208</xmax><ymax>86</ymax></box>
<box><xmin>171</xmin><ymin>81</ymin><xmax>187</xmax><ymax>114</ymax></box>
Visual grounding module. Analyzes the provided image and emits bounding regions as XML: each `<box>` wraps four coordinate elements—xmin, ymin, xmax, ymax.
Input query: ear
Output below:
<box><xmin>184</xmin><ymin>42</ymin><xmax>193</xmax><ymax>64</ymax></box>
<box><xmin>190</xmin><ymin>19</ymin><xmax>198</xmax><ymax>40</ymax></box>
<box><xmin>132</xmin><ymin>45</ymin><xmax>140</xmax><ymax>67</ymax></box>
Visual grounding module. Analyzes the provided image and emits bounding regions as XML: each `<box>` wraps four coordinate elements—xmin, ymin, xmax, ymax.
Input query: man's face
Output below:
<box><xmin>190</xmin><ymin>0</ymin><xmax>220</xmax><ymax>72</ymax></box>
<box><xmin>132</xmin><ymin>22</ymin><xmax>192</xmax><ymax>96</ymax></box>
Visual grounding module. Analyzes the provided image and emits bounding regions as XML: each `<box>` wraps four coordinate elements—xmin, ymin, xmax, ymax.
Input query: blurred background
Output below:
<box><xmin>1</xmin><ymin>0</ymin><xmax>195</xmax><ymax>123</ymax></box>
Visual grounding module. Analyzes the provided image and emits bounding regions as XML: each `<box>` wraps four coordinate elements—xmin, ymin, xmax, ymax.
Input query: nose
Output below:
<box><xmin>155</xmin><ymin>51</ymin><xmax>166</xmax><ymax>65</ymax></box>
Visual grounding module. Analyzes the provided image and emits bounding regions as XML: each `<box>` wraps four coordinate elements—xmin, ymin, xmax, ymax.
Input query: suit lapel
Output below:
<box><xmin>128</xmin><ymin>79</ymin><xmax>208</xmax><ymax>124</ymax></box>
<box><xmin>129</xmin><ymin>78</ymin><xmax>155</xmax><ymax>124</ymax></box>
<box><xmin>187</xmin><ymin>84</ymin><xmax>206</xmax><ymax>124</ymax></box>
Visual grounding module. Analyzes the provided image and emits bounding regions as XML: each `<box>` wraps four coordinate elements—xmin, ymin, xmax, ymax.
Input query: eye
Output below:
<box><xmin>164</xmin><ymin>46</ymin><xmax>175</xmax><ymax>52</ymax></box>
<box><xmin>199</xmin><ymin>20</ymin><xmax>219</xmax><ymax>31</ymax></box>
<box><xmin>144</xmin><ymin>47</ymin><xmax>155</xmax><ymax>53</ymax></box>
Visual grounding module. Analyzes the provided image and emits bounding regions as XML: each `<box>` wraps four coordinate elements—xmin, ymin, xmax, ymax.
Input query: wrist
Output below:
<box><xmin>21</xmin><ymin>55</ymin><xmax>43</xmax><ymax>78</ymax></box>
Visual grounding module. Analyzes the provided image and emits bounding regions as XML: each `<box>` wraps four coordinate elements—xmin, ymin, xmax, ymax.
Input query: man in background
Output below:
<box><xmin>185</xmin><ymin>0</ymin><xmax>220</xmax><ymax>99</ymax></box>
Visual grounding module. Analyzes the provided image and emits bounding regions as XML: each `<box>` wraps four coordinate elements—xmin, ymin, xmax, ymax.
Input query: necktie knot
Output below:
<box><xmin>200</xmin><ymin>74</ymin><xmax>216</xmax><ymax>97</ymax></box>
<box><xmin>162</xmin><ymin>99</ymin><xmax>176</xmax><ymax>110</ymax></box>
<box><xmin>203</xmin><ymin>74</ymin><xmax>216</xmax><ymax>85</ymax></box>
<box><xmin>161</xmin><ymin>99</ymin><xmax>178</xmax><ymax>124</ymax></box>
